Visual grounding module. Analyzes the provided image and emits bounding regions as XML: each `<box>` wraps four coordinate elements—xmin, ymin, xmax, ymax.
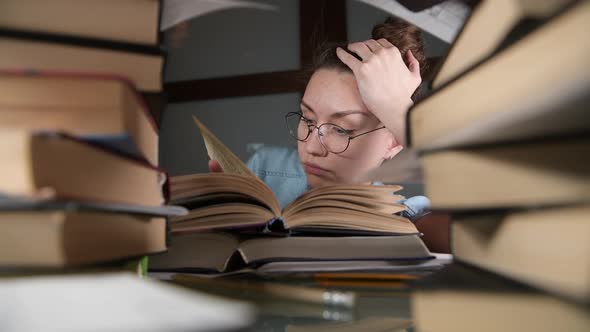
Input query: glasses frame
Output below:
<box><xmin>285</xmin><ymin>111</ymin><xmax>386</xmax><ymax>154</ymax></box>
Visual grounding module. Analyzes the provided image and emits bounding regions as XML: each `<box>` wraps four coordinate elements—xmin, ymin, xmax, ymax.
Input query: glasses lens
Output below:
<box><xmin>318</xmin><ymin>124</ymin><xmax>350</xmax><ymax>153</ymax></box>
<box><xmin>285</xmin><ymin>112</ymin><xmax>311</xmax><ymax>141</ymax></box>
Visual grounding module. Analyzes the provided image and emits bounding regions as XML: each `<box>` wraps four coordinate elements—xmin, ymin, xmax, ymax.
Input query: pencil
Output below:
<box><xmin>312</xmin><ymin>272</ymin><xmax>419</xmax><ymax>281</ymax></box>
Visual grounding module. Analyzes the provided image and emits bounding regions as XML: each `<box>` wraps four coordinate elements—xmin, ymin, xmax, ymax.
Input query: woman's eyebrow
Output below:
<box><xmin>300</xmin><ymin>100</ymin><xmax>369</xmax><ymax>119</ymax></box>
<box><xmin>300</xmin><ymin>101</ymin><xmax>316</xmax><ymax>114</ymax></box>
<box><xmin>331</xmin><ymin>110</ymin><xmax>370</xmax><ymax>119</ymax></box>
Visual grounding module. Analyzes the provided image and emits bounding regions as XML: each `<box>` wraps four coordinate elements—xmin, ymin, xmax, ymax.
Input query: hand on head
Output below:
<box><xmin>336</xmin><ymin>39</ymin><xmax>422</xmax><ymax>145</ymax></box>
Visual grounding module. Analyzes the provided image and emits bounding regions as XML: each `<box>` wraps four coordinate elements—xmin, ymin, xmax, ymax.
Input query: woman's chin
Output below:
<box><xmin>308</xmin><ymin>173</ymin><xmax>369</xmax><ymax>189</ymax></box>
<box><xmin>306</xmin><ymin>175</ymin><xmax>336</xmax><ymax>189</ymax></box>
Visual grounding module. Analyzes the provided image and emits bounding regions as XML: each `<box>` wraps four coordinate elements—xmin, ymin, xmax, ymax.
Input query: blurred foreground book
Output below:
<box><xmin>0</xmin><ymin>272</ymin><xmax>255</xmax><ymax>332</ymax></box>
<box><xmin>411</xmin><ymin>264</ymin><xmax>590</xmax><ymax>332</ymax></box>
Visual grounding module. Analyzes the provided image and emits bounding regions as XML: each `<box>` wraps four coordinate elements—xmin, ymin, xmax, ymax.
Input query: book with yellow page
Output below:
<box><xmin>168</xmin><ymin>117</ymin><xmax>418</xmax><ymax>236</ymax></box>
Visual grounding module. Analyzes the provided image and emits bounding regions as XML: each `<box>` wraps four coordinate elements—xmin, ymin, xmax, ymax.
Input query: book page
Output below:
<box><xmin>192</xmin><ymin>115</ymin><xmax>255</xmax><ymax>177</ymax></box>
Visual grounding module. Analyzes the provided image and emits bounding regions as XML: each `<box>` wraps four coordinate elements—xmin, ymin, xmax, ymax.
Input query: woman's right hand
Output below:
<box><xmin>208</xmin><ymin>160</ymin><xmax>224</xmax><ymax>173</ymax></box>
<box><xmin>336</xmin><ymin>39</ymin><xmax>421</xmax><ymax>146</ymax></box>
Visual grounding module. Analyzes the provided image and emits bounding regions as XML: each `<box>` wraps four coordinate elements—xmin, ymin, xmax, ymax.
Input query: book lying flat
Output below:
<box><xmin>431</xmin><ymin>0</ymin><xmax>570</xmax><ymax>89</ymax></box>
<box><xmin>411</xmin><ymin>264</ymin><xmax>590</xmax><ymax>332</ymax></box>
<box><xmin>0</xmin><ymin>0</ymin><xmax>161</xmax><ymax>46</ymax></box>
<box><xmin>149</xmin><ymin>232</ymin><xmax>433</xmax><ymax>273</ymax></box>
<box><xmin>452</xmin><ymin>205</ymin><xmax>590</xmax><ymax>302</ymax></box>
<box><xmin>254</xmin><ymin>253</ymin><xmax>451</xmax><ymax>275</ymax></box>
<box><xmin>0</xmin><ymin>194</ymin><xmax>187</xmax><ymax>217</ymax></box>
<box><xmin>421</xmin><ymin>137</ymin><xmax>590</xmax><ymax>209</ymax></box>
<box><xmin>168</xmin><ymin>117</ymin><xmax>417</xmax><ymax>235</ymax></box>
<box><xmin>0</xmin><ymin>29</ymin><xmax>164</xmax><ymax>92</ymax></box>
<box><xmin>0</xmin><ymin>210</ymin><xmax>166</xmax><ymax>267</ymax></box>
<box><xmin>409</xmin><ymin>0</ymin><xmax>590</xmax><ymax>151</ymax></box>
<box><xmin>0</xmin><ymin>130</ymin><xmax>167</xmax><ymax>206</ymax></box>
<box><xmin>0</xmin><ymin>71</ymin><xmax>159</xmax><ymax>165</ymax></box>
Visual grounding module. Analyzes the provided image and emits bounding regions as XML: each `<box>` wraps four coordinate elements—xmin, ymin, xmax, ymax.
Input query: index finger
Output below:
<box><xmin>336</xmin><ymin>47</ymin><xmax>361</xmax><ymax>73</ymax></box>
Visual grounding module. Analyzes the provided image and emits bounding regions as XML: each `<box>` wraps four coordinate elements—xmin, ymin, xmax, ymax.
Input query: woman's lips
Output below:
<box><xmin>302</xmin><ymin>162</ymin><xmax>330</xmax><ymax>176</ymax></box>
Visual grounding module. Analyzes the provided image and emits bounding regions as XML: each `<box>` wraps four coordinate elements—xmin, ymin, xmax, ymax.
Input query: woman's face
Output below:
<box><xmin>298</xmin><ymin>68</ymin><xmax>401</xmax><ymax>189</ymax></box>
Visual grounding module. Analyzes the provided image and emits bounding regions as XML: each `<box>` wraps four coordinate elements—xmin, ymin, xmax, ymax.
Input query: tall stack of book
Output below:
<box><xmin>0</xmin><ymin>0</ymin><xmax>171</xmax><ymax>272</ymax></box>
<box><xmin>406</xmin><ymin>0</ymin><xmax>590</xmax><ymax>330</ymax></box>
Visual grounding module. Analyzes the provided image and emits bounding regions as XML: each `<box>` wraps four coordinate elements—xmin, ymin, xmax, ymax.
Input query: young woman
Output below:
<box><xmin>210</xmin><ymin>17</ymin><xmax>449</xmax><ymax>251</ymax></box>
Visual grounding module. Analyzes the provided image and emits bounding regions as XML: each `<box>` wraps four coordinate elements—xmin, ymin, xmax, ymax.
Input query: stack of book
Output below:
<box><xmin>0</xmin><ymin>0</ymin><xmax>172</xmax><ymax>272</ymax></box>
<box><xmin>149</xmin><ymin>116</ymin><xmax>446</xmax><ymax>275</ymax></box>
<box><xmin>406</xmin><ymin>0</ymin><xmax>590</xmax><ymax>330</ymax></box>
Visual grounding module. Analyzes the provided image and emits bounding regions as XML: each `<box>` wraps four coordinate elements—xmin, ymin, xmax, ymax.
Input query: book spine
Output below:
<box><xmin>0</xmin><ymin>28</ymin><xmax>163</xmax><ymax>56</ymax></box>
<box><xmin>263</xmin><ymin>217</ymin><xmax>289</xmax><ymax>235</ymax></box>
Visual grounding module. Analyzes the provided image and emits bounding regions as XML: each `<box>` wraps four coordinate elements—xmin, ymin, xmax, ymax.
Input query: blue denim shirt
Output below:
<box><xmin>246</xmin><ymin>146</ymin><xmax>430</xmax><ymax>222</ymax></box>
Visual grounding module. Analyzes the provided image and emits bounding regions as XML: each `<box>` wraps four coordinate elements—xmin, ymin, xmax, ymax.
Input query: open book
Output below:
<box><xmin>168</xmin><ymin>117</ymin><xmax>418</xmax><ymax>235</ymax></box>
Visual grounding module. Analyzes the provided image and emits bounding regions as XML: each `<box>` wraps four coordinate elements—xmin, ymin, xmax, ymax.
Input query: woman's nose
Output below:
<box><xmin>305</xmin><ymin>128</ymin><xmax>328</xmax><ymax>156</ymax></box>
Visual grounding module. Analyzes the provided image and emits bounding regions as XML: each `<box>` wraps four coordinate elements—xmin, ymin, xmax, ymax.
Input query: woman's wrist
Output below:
<box><xmin>373</xmin><ymin>97</ymin><xmax>413</xmax><ymax>145</ymax></box>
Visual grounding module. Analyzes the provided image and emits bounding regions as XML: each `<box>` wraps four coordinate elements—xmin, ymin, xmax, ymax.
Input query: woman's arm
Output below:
<box><xmin>336</xmin><ymin>39</ymin><xmax>421</xmax><ymax>146</ymax></box>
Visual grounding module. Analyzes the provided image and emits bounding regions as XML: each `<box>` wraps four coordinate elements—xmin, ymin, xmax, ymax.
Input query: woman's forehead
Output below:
<box><xmin>302</xmin><ymin>69</ymin><xmax>370</xmax><ymax>118</ymax></box>
<box><xmin>300</xmin><ymin>100</ymin><xmax>370</xmax><ymax>119</ymax></box>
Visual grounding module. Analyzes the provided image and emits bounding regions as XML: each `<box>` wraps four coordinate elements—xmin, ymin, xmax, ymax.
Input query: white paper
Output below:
<box><xmin>356</xmin><ymin>0</ymin><xmax>471</xmax><ymax>42</ymax></box>
<box><xmin>161</xmin><ymin>0</ymin><xmax>279</xmax><ymax>30</ymax></box>
<box><xmin>0</xmin><ymin>273</ymin><xmax>255</xmax><ymax>332</ymax></box>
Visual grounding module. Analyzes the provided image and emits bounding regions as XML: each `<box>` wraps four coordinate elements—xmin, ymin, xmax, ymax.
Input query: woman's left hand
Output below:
<box><xmin>336</xmin><ymin>39</ymin><xmax>421</xmax><ymax>145</ymax></box>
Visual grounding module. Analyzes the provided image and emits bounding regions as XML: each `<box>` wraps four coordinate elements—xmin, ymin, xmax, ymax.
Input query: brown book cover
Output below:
<box><xmin>0</xmin><ymin>70</ymin><xmax>159</xmax><ymax>165</ymax></box>
<box><xmin>0</xmin><ymin>130</ymin><xmax>168</xmax><ymax>206</ymax></box>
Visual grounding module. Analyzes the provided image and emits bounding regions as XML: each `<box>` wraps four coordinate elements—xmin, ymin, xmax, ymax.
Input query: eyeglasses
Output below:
<box><xmin>285</xmin><ymin>112</ymin><xmax>386</xmax><ymax>154</ymax></box>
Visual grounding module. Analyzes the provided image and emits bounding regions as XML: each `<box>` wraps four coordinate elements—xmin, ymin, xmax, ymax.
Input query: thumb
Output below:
<box><xmin>208</xmin><ymin>159</ymin><xmax>223</xmax><ymax>173</ymax></box>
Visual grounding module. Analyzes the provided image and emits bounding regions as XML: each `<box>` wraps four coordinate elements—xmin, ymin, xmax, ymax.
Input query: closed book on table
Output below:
<box><xmin>452</xmin><ymin>205</ymin><xmax>590</xmax><ymax>302</ymax></box>
<box><xmin>411</xmin><ymin>264</ymin><xmax>590</xmax><ymax>332</ymax></box>
<box><xmin>409</xmin><ymin>1</ymin><xmax>590</xmax><ymax>151</ymax></box>
<box><xmin>421</xmin><ymin>137</ymin><xmax>590</xmax><ymax>209</ymax></box>
<box><xmin>0</xmin><ymin>29</ymin><xmax>164</xmax><ymax>92</ymax></box>
<box><xmin>149</xmin><ymin>232</ymin><xmax>433</xmax><ymax>273</ymax></box>
<box><xmin>1</xmin><ymin>130</ymin><xmax>167</xmax><ymax>206</ymax></box>
<box><xmin>0</xmin><ymin>71</ymin><xmax>159</xmax><ymax>165</ymax></box>
<box><xmin>0</xmin><ymin>210</ymin><xmax>166</xmax><ymax>267</ymax></box>
<box><xmin>0</xmin><ymin>0</ymin><xmax>161</xmax><ymax>46</ymax></box>
<box><xmin>431</xmin><ymin>0</ymin><xmax>570</xmax><ymax>89</ymax></box>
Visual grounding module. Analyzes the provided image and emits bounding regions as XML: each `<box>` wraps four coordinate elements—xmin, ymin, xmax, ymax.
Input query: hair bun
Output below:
<box><xmin>372</xmin><ymin>17</ymin><xmax>427</xmax><ymax>76</ymax></box>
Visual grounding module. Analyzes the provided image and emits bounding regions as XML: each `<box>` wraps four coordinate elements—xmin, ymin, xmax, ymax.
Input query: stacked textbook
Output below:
<box><xmin>0</xmin><ymin>0</ymin><xmax>173</xmax><ymax>272</ymax></box>
<box><xmin>149</xmin><ymin>116</ymin><xmax>448</xmax><ymax>275</ymax></box>
<box><xmin>405</xmin><ymin>0</ymin><xmax>590</xmax><ymax>331</ymax></box>
<box><xmin>0</xmin><ymin>2</ymin><xmax>258</xmax><ymax>332</ymax></box>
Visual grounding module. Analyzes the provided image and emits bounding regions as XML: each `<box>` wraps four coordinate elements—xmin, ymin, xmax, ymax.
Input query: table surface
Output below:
<box><xmin>154</xmin><ymin>272</ymin><xmax>418</xmax><ymax>332</ymax></box>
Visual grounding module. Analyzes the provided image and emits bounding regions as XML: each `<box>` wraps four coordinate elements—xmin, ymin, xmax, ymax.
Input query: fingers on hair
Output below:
<box><xmin>364</xmin><ymin>39</ymin><xmax>383</xmax><ymax>52</ymax></box>
<box><xmin>372</xmin><ymin>17</ymin><xmax>426</xmax><ymax>76</ymax></box>
<box><xmin>336</xmin><ymin>47</ymin><xmax>360</xmax><ymax>72</ymax></box>
<box><xmin>347</xmin><ymin>42</ymin><xmax>374</xmax><ymax>61</ymax></box>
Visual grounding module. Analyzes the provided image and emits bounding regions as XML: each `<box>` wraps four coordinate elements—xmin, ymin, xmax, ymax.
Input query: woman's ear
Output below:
<box><xmin>385</xmin><ymin>144</ymin><xmax>403</xmax><ymax>160</ymax></box>
<box><xmin>384</xmin><ymin>132</ymin><xmax>403</xmax><ymax>160</ymax></box>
